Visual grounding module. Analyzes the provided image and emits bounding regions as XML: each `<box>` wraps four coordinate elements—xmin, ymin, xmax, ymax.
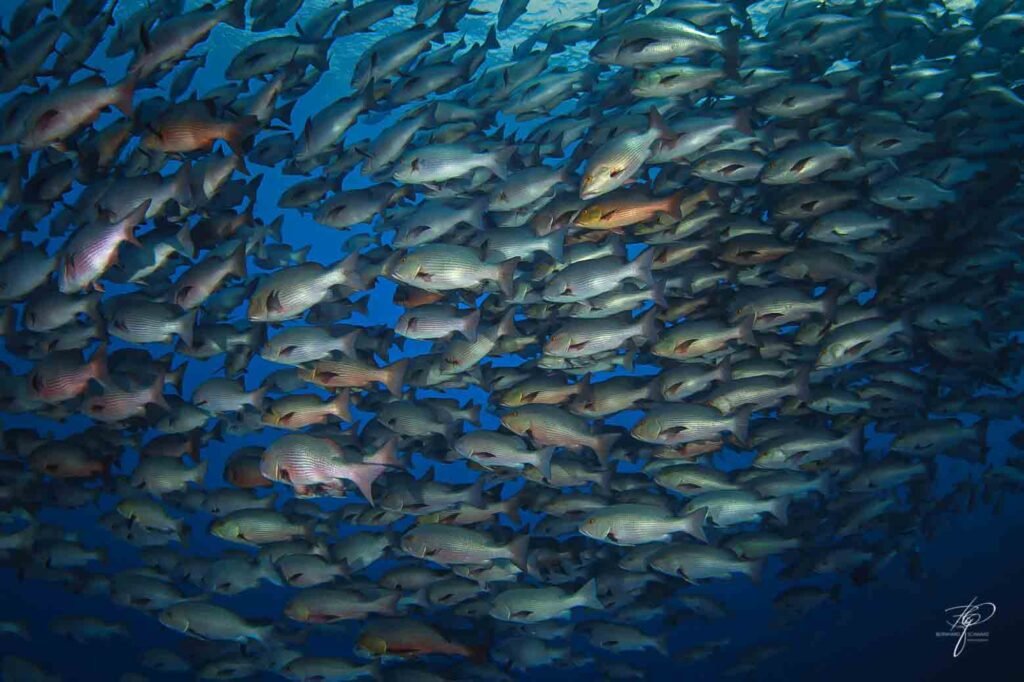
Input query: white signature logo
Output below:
<box><xmin>943</xmin><ymin>597</ymin><xmax>996</xmax><ymax>658</ymax></box>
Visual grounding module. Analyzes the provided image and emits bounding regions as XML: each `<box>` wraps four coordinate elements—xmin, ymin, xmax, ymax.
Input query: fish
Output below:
<box><xmin>0</xmin><ymin>0</ymin><xmax>1019</xmax><ymax>678</ymax></box>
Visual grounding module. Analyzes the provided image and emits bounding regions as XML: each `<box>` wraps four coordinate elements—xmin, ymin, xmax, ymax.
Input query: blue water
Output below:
<box><xmin>1</xmin><ymin>0</ymin><xmax>1023</xmax><ymax>680</ymax></box>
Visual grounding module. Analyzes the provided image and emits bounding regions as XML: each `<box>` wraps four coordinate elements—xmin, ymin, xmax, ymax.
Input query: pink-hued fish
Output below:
<box><xmin>259</xmin><ymin>435</ymin><xmax>401</xmax><ymax>504</ymax></box>
<box><xmin>21</xmin><ymin>76</ymin><xmax>135</xmax><ymax>151</ymax></box>
<box><xmin>27</xmin><ymin>344</ymin><xmax>109</xmax><ymax>404</ymax></box>
<box><xmin>59</xmin><ymin>200</ymin><xmax>151</xmax><ymax>294</ymax></box>
<box><xmin>81</xmin><ymin>372</ymin><xmax>169</xmax><ymax>423</ymax></box>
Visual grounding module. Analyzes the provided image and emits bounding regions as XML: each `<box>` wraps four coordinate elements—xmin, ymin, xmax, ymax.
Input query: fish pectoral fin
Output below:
<box><xmin>266</xmin><ymin>290</ymin><xmax>284</xmax><ymax>313</ymax></box>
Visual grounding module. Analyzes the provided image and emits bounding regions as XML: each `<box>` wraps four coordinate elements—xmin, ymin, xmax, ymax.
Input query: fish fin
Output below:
<box><xmin>649</xmin><ymin>279</ymin><xmax>668</xmax><ymax>309</ymax></box>
<box><xmin>174</xmin><ymin>224</ymin><xmax>195</xmax><ymax>258</ymax></box>
<box><xmin>575</xmin><ymin>578</ymin><xmax>603</xmax><ymax>611</ymax></box>
<box><xmin>489</xmin><ymin>146</ymin><xmax>515</xmax><ymax>179</ymax></box>
<box><xmin>746</xmin><ymin>558</ymin><xmax>765</xmax><ymax>584</ymax></box>
<box><xmin>229</xmin><ymin>242</ymin><xmax>248</xmax><ymax>279</ymax></box>
<box><xmin>225</xmin><ymin>116</ymin><xmax>258</xmax><ymax>157</ymax></box>
<box><xmin>365</xmin><ymin>437</ymin><xmax>401</xmax><ymax>468</ymax></box>
<box><xmin>733</xmin><ymin>107</ymin><xmax>753</xmax><ymax>136</ymax></box>
<box><xmin>681</xmin><ymin>505</ymin><xmax>708</xmax><ymax>543</ymax></box>
<box><xmin>331</xmin><ymin>388</ymin><xmax>352</xmax><ymax>422</ymax></box>
<box><xmin>113</xmin><ymin>75</ymin><xmax>136</xmax><ymax>118</ymax></box>
<box><xmin>721</xmin><ymin>26</ymin><xmax>741</xmax><ymax>81</ymax></box>
<box><xmin>769</xmin><ymin>497</ymin><xmax>789</xmax><ymax>525</ymax></box>
<box><xmin>793</xmin><ymin>364</ymin><xmax>812</xmax><ymax>402</ymax></box>
<box><xmin>89</xmin><ymin>342</ymin><xmax>110</xmax><ymax>386</ymax></box>
<box><xmin>737</xmin><ymin>314</ymin><xmax>757</xmax><ymax>347</ymax></box>
<box><xmin>347</xmin><ymin>465</ymin><xmax>385</xmax><ymax>506</ymax></box>
<box><xmin>274</xmin><ymin>99</ymin><xmax>297</xmax><ymax>127</ymax></box>
<box><xmin>331</xmin><ymin>251</ymin><xmax>364</xmax><ymax>289</ymax></box>
<box><xmin>639</xmin><ymin>306</ymin><xmax>660</xmax><ymax>343</ymax></box>
<box><xmin>496</xmin><ymin>257</ymin><xmax>519</xmax><ymax>297</ymax></box>
<box><xmin>647</xmin><ymin>106</ymin><xmax>674</xmax><ymax>142</ymax></box>
<box><xmin>466</xmin><ymin>476</ymin><xmax>485</xmax><ymax>509</ymax></box>
<box><xmin>506</xmin><ymin>535</ymin><xmax>529</xmax><ymax>572</ymax></box>
<box><xmin>847</xmin><ymin>425</ymin><xmax>864</xmax><ymax>455</ymax></box>
<box><xmin>177</xmin><ymin>309</ymin><xmax>198</xmax><ymax>349</ymax></box>
<box><xmin>546</xmin><ymin>227</ymin><xmax>566</xmax><ymax>262</ymax></box>
<box><xmin>621</xmin><ymin>348</ymin><xmax>637</xmax><ymax>372</ymax></box>
<box><xmin>503</xmin><ymin>494</ymin><xmax>522</xmax><ymax>526</ymax></box>
<box><xmin>223</xmin><ymin>0</ymin><xmax>247</xmax><ymax>29</ymax></box>
<box><xmin>384</xmin><ymin>358</ymin><xmax>408</xmax><ymax>398</ymax></box>
<box><xmin>535</xmin><ymin>447</ymin><xmax>556</xmax><ymax>482</ymax></box>
<box><xmin>460</xmin><ymin>308</ymin><xmax>481</xmax><ymax>342</ymax></box>
<box><xmin>975</xmin><ymin>419</ymin><xmax>989</xmax><ymax>462</ymax></box>
<box><xmin>138</xmin><ymin>21</ymin><xmax>152</xmax><ymax>53</ymax></box>
<box><xmin>732</xmin><ymin>405</ymin><xmax>752</xmax><ymax>446</ymax></box>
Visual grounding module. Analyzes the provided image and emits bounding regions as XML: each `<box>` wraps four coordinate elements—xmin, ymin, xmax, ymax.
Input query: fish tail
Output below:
<box><xmin>174</xmin><ymin>224</ymin><xmax>195</xmax><ymax>258</ymax></box>
<box><xmin>489</xmin><ymin>146</ymin><xmax>515</xmax><ymax>180</ymax></box>
<box><xmin>332</xmin><ymin>388</ymin><xmax>352</xmax><ymax>422</ymax></box>
<box><xmin>975</xmin><ymin>419</ymin><xmax>989</xmax><ymax>462</ymax></box>
<box><xmin>665</xmin><ymin>188</ymin><xmax>686</xmax><ymax>220</ymax></box>
<box><xmin>847</xmin><ymin>425</ymin><xmax>864</xmax><ymax>455</ymax></box>
<box><xmin>495</xmin><ymin>308</ymin><xmax>518</xmax><ymax>338</ymax></box>
<box><xmin>546</xmin><ymin>227</ymin><xmax>566</xmax><ymax>262</ymax></box>
<box><xmin>90</xmin><ymin>342</ymin><xmax>111</xmax><ymax>387</ymax></box>
<box><xmin>649</xmin><ymin>279</ymin><xmax>668</xmax><ymax>309</ymax></box>
<box><xmin>647</xmin><ymin>106</ymin><xmax>674</xmax><ymax>142</ymax></box>
<box><xmin>502</xmin><ymin>493</ymin><xmax>523</xmax><ymax>526</ymax></box>
<box><xmin>267</xmin><ymin>215</ymin><xmax>285</xmax><ymax>242</ymax></box>
<box><xmin>769</xmin><ymin>496</ymin><xmax>789</xmax><ymax>525</ymax></box>
<box><xmin>172</xmin><ymin>163</ymin><xmax>193</xmax><ymax>209</ymax></box>
<box><xmin>383</xmin><ymin>358</ymin><xmax>408</xmax><ymax>398</ymax></box>
<box><xmin>461</xmin><ymin>308</ymin><xmax>481</xmax><ymax>342</ymax></box>
<box><xmin>639</xmin><ymin>306</ymin><xmax>661</xmax><ymax>344</ymax></box>
<box><xmin>149</xmin><ymin>372</ymin><xmax>171</xmax><ymax>412</ymax></box>
<box><xmin>192</xmin><ymin>460</ymin><xmax>209</xmax><ymax>486</ymax></box>
<box><xmin>483</xmin><ymin>24</ymin><xmax>500</xmax><ymax>51</ymax></box>
<box><xmin>294</xmin><ymin>244</ymin><xmax>312</xmax><ymax>264</ymax></box>
<box><xmin>331</xmin><ymin>251</ymin><xmax>364</xmax><ymax>289</ymax></box>
<box><xmin>225</xmin><ymin>116</ymin><xmax>258</xmax><ymax>157</ymax></box>
<box><xmin>737</xmin><ymin>314</ymin><xmax>758</xmax><ymax>347</ymax></box>
<box><xmin>113</xmin><ymin>74</ymin><xmax>136</xmax><ymax>118</ymax></box>
<box><xmin>337</xmin><ymin>329</ymin><xmax>361</xmax><ymax>358</ymax></box>
<box><xmin>746</xmin><ymin>558</ymin><xmax>765</xmax><ymax>584</ymax></box>
<box><xmin>535</xmin><ymin>447</ymin><xmax>556</xmax><ymax>482</ymax></box>
<box><xmin>466</xmin><ymin>476</ymin><xmax>486</xmax><ymax>509</ymax></box>
<box><xmin>223</xmin><ymin>0</ymin><xmax>247</xmax><ymax>29</ymax></box>
<box><xmin>496</xmin><ymin>257</ymin><xmax>519</xmax><ymax>297</ymax></box>
<box><xmin>732</xmin><ymin>405</ymin><xmax>752</xmax><ymax>446</ymax></box>
<box><xmin>229</xmin><ymin>242</ymin><xmax>248</xmax><ymax>280</ymax></box>
<box><xmin>681</xmin><ymin>505</ymin><xmax>709</xmax><ymax>543</ymax></box>
<box><xmin>793</xmin><ymin>364</ymin><xmax>812</xmax><ymax>402</ymax></box>
<box><xmin>250</xmin><ymin>384</ymin><xmax>268</xmax><ymax>411</ymax></box>
<box><xmin>635</xmin><ymin>246</ymin><xmax>658</xmax><ymax>290</ymax></box>
<box><xmin>592</xmin><ymin>431</ymin><xmax>618</xmax><ymax>468</ymax></box>
<box><xmin>507</xmin><ymin>535</ymin><xmax>529</xmax><ymax>572</ymax></box>
<box><xmin>721</xmin><ymin>26</ymin><xmax>741</xmax><ymax>80</ymax></box>
<box><xmin>733</xmin><ymin>107</ymin><xmax>753</xmax><ymax>136</ymax></box>
<box><xmin>177</xmin><ymin>309</ymin><xmax>198</xmax><ymax>350</ymax></box>
<box><xmin>466</xmin><ymin>643</ymin><xmax>490</xmax><ymax>664</ymax></box>
<box><xmin>365</xmin><ymin>437</ymin><xmax>401</xmax><ymax>468</ymax></box>
<box><xmin>575</xmin><ymin>578</ymin><xmax>603</xmax><ymax>611</ymax></box>
<box><xmin>348</xmin><ymin>465</ymin><xmax>385</xmax><ymax>506</ymax></box>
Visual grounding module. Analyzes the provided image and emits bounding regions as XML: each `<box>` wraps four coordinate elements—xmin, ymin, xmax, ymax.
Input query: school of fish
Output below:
<box><xmin>0</xmin><ymin>0</ymin><xmax>1023</xmax><ymax>679</ymax></box>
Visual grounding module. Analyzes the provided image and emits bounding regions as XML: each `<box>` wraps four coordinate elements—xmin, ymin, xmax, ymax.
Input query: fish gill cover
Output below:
<box><xmin>0</xmin><ymin>0</ymin><xmax>1022</xmax><ymax>680</ymax></box>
